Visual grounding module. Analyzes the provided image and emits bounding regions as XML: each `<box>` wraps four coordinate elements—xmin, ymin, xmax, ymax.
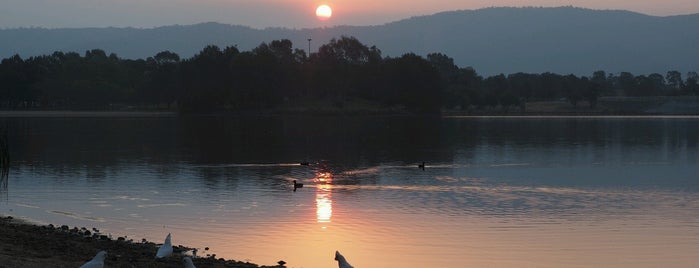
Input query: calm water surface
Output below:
<box><xmin>1</xmin><ymin>115</ymin><xmax>698</xmax><ymax>268</ymax></box>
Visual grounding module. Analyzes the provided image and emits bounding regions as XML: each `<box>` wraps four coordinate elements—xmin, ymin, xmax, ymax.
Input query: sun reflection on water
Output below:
<box><xmin>314</xmin><ymin>172</ymin><xmax>333</xmax><ymax>224</ymax></box>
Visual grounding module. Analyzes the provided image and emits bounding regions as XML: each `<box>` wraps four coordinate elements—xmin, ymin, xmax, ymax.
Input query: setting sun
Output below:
<box><xmin>315</xmin><ymin>4</ymin><xmax>332</xmax><ymax>20</ymax></box>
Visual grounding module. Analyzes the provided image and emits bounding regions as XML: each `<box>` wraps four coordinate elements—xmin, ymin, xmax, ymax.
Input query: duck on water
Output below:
<box><xmin>293</xmin><ymin>180</ymin><xmax>304</xmax><ymax>191</ymax></box>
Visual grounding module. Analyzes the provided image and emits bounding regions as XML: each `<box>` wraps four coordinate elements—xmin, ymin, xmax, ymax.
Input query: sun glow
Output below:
<box><xmin>315</xmin><ymin>4</ymin><xmax>332</xmax><ymax>20</ymax></box>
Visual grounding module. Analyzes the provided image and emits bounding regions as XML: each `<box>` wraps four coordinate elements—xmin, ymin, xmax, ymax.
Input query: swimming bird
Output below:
<box><xmin>300</xmin><ymin>161</ymin><xmax>310</xmax><ymax>166</ymax></box>
<box><xmin>418</xmin><ymin>162</ymin><xmax>425</xmax><ymax>170</ymax></box>
<box><xmin>183</xmin><ymin>256</ymin><xmax>197</xmax><ymax>268</ymax></box>
<box><xmin>79</xmin><ymin>250</ymin><xmax>107</xmax><ymax>268</ymax></box>
<box><xmin>293</xmin><ymin>180</ymin><xmax>304</xmax><ymax>191</ymax></box>
<box><xmin>155</xmin><ymin>233</ymin><xmax>173</xmax><ymax>258</ymax></box>
<box><xmin>334</xmin><ymin>250</ymin><xmax>354</xmax><ymax>268</ymax></box>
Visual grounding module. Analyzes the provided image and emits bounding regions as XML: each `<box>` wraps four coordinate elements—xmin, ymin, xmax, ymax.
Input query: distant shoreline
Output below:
<box><xmin>0</xmin><ymin>110</ymin><xmax>177</xmax><ymax>118</ymax></box>
<box><xmin>3</xmin><ymin>97</ymin><xmax>699</xmax><ymax>119</ymax></box>
<box><xmin>442</xmin><ymin>114</ymin><xmax>699</xmax><ymax>118</ymax></box>
<box><xmin>2</xmin><ymin>110</ymin><xmax>699</xmax><ymax>118</ymax></box>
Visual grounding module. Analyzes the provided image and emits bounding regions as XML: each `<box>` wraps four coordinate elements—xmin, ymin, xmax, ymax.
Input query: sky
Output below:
<box><xmin>2</xmin><ymin>0</ymin><xmax>699</xmax><ymax>29</ymax></box>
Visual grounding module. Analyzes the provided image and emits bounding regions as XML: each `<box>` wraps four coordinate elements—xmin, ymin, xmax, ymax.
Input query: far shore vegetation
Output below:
<box><xmin>1</xmin><ymin>36</ymin><xmax>698</xmax><ymax>115</ymax></box>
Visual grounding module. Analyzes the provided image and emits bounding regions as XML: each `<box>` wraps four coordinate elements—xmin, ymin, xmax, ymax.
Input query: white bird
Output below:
<box><xmin>183</xmin><ymin>256</ymin><xmax>197</xmax><ymax>268</ymax></box>
<box><xmin>155</xmin><ymin>233</ymin><xmax>173</xmax><ymax>258</ymax></box>
<box><xmin>334</xmin><ymin>250</ymin><xmax>354</xmax><ymax>268</ymax></box>
<box><xmin>79</xmin><ymin>250</ymin><xmax>107</xmax><ymax>268</ymax></box>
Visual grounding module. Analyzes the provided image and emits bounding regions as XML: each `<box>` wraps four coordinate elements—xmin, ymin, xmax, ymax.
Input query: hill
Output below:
<box><xmin>1</xmin><ymin>7</ymin><xmax>697</xmax><ymax>75</ymax></box>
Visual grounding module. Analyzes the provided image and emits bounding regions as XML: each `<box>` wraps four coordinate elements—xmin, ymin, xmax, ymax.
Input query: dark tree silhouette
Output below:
<box><xmin>0</xmin><ymin>36</ymin><xmax>697</xmax><ymax>114</ymax></box>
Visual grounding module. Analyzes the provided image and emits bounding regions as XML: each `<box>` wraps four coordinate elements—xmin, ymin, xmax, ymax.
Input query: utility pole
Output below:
<box><xmin>307</xmin><ymin>38</ymin><xmax>312</xmax><ymax>56</ymax></box>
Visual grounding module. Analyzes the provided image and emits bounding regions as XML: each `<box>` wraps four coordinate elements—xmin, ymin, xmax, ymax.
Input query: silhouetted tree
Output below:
<box><xmin>684</xmin><ymin>71</ymin><xmax>698</xmax><ymax>95</ymax></box>
<box><xmin>666</xmin><ymin>71</ymin><xmax>683</xmax><ymax>90</ymax></box>
<box><xmin>380</xmin><ymin>53</ymin><xmax>442</xmax><ymax>113</ymax></box>
<box><xmin>143</xmin><ymin>50</ymin><xmax>181</xmax><ymax>108</ymax></box>
<box><xmin>1</xmin><ymin>37</ymin><xmax>698</xmax><ymax>115</ymax></box>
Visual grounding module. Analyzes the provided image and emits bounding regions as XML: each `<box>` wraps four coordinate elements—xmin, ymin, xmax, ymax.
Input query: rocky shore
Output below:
<box><xmin>0</xmin><ymin>216</ymin><xmax>285</xmax><ymax>268</ymax></box>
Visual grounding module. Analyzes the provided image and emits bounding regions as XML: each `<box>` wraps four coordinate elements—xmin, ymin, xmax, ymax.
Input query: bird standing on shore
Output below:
<box><xmin>334</xmin><ymin>250</ymin><xmax>354</xmax><ymax>268</ymax></box>
<box><xmin>183</xmin><ymin>256</ymin><xmax>197</xmax><ymax>268</ymax></box>
<box><xmin>79</xmin><ymin>250</ymin><xmax>107</xmax><ymax>268</ymax></box>
<box><xmin>155</xmin><ymin>233</ymin><xmax>173</xmax><ymax>258</ymax></box>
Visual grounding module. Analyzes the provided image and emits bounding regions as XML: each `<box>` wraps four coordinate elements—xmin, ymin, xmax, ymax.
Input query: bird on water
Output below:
<box><xmin>293</xmin><ymin>180</ymin><xmax>304</xmax><ymax>191</ymax></box>
<box><xmin>418</xmin><ymin>162</ymin><xmax>425</xmax><ymax>170</ymax></box>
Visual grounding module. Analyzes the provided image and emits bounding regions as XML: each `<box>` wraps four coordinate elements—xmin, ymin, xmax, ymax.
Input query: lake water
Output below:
<box><xmin>1</xmin><ymin>115</ymin><xmax>699</xmax><ymax>268</ymax></box>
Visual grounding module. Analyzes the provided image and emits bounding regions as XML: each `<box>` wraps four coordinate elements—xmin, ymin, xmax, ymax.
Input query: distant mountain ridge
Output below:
<box><xmin>1</xmin><ymin>6</ymin><xmax>697</xmax><ymax>75</ymax></box>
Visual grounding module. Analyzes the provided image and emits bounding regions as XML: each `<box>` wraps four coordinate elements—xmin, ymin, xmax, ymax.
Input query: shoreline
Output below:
<box><xmin>4</xmin><ymin>96</ymin><xmax>699</xmax><ymax>117</ymax></box>
<box><xmin>0</xmin><ymin>110</ymin><xmax>178</xmax><ymax>118</ymax></box>
<box><xmin>2</xmin><ymin>109</ymin><xmax>699</xmax><ymax>118</ymax></box>
<box><xmin>0</xmin><ymin>216</ymin><xmax>284</xmax><ymax>268</ymax></box>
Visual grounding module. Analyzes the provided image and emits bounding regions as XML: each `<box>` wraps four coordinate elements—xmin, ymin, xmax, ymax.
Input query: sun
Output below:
<box><xmin>315</xmin><ymin>4</ymin><xmax>332</xmax><ymax>20</ymax></box>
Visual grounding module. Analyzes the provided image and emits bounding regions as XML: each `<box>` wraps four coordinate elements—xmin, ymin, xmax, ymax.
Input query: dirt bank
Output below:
<box><xmin>0</xmin><ymin>216</ymin><xmax>285</xmax><ymax>268</ymax></box>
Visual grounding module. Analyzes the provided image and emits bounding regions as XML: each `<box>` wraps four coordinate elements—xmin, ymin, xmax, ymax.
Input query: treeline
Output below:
<box><xmin>1</xmin><ymin>36</ymin><xmax>698</xmax><ymax>113</ymax></box>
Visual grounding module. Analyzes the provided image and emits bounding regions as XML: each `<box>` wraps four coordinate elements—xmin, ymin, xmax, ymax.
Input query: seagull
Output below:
<box><xmin>293</xmin><ymin>180</ymin><xmax>304</xmax><ymax>191</ymax></box>
<box><xmin>79</xmin><ymin>250</ymin><xmax>107</xmax><ymax>268</ymax></box>
<box><xmin>155</xmin><ymin>233</ymin><xmax>173</xmax><ymax>258</ymax></box>
<box><xmin>334</xmin><ymin>250</ymin><xmax>354</xmax><ymax>268</ymax></box>
<box><xmin>183</xmin><ymin>256</ymin><xmax>197</xmax><ymax>268</ymax></box>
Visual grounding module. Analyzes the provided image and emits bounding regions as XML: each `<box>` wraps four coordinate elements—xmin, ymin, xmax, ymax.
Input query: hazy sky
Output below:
<box><xmin>2</xmin><ymin>0</ymin><xmax>698</xmax><ymax>29</ymax></box>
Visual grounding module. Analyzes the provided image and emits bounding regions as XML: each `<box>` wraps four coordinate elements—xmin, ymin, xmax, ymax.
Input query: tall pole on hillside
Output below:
<box><xmin>307</xmin><ymin>38</ymin><xmax>312</xmax><ymax>56</ymax></box>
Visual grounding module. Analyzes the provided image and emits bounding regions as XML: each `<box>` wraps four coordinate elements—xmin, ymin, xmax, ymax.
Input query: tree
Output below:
<box><xmin>666</xmin><ymin>70</ymin><xmax>683</xmax><ymax>90</ymax></box>
<box><xmin>618</xmin><ymin>72</ymin><xmax>637</xmax><ymax>96</ymax></box>
<box><xmin>143</xmin><ymin>51</ymin><xmax>181</xmax><ymax>108</ymax></box>
<box><xmin>582</xmin><ymin>77</ymin><xmax>599</xmax><ymax>108</ymax></box>
<box><xmin>311</xmin><ymin>36</ymin><xmax>382</xmax><ymax>102</ymax></box>
<box><xmin>316</xmin><ymin>36</ymin><xmax>381</xmax><ymax>65</ymax></box>
<box><xmin>591</xmin><ymin>70</ymin><xmax>611</xmax><ymax>96</ymax></box>
<box><xmin>481</xmin><ymin>74</ymin><xmax>508</xmax><ymax>108</ymax></box>
<box><xmin>538</xmin><ymin>72</ymin><xmax>563</xmax><ymax>100</ymax></box>
<box><xmin>564</xmin><ymin>75</ymin><xmax>583</xmax><ymax>107</ymax></box>
<box><xmin>685</xmin><ymin>71</ymin><xmax>698</xmax><ymax>95</ymax></box>
<box><xmin>380</xmin><ymin>53</ymin><xmax>442</xmax><ymax>113</ymax></box>
<box><xmin>455</xmin><ymin>67</ymin><xmax>482</xmax><ymax>109</ymax></box>
<box><xmin>178</xmin><ymin>45</ymin><xmax>229</xmax><ymax>112</ymax></box>
<box><xmin>153</xmin><ymin>51</ymin><xmax>180</xmax><ymax>65</ymax></box>
<box><xmin>507</xmin><ymin>73</ymin><xmax>537</xmax><ymax>101</ymax></box>
<box><xmin>0</xmin><ymin>55</ymin><xmax>30</xmax><ymax>108</ymax></box>
<box><xmin>427</xmin><ymin>53</ymin><xmax>459</xmax><ymax>109</ymax></box>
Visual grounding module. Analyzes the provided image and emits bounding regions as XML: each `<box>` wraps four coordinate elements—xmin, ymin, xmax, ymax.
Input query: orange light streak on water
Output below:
<box><xmin>315</xmin><ymin>171</ymin><xmax>333</xmax><ymax>224</ymax></box>
<box><xmin>316</xmin><ymin>187</ymin><xmax>332</xmax><ymax>224</ymax></box>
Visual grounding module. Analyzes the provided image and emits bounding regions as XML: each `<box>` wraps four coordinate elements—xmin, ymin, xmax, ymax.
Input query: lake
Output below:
<box><xmin>1</xmin><ymin>115</ymin><xmax>698</xmax><ymax>268</ymax></box>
